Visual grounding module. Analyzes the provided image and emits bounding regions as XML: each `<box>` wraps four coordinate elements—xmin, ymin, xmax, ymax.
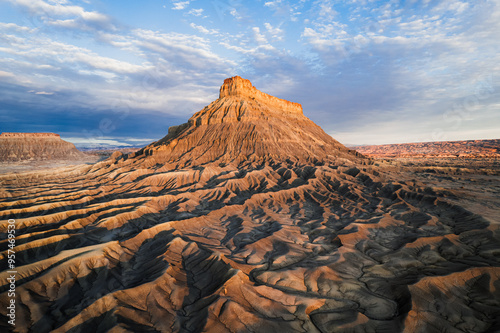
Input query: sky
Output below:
<box><xmin>0</xmin><ymin>0</ymin><xmax>499</xmax><ymax>148</ymax></box>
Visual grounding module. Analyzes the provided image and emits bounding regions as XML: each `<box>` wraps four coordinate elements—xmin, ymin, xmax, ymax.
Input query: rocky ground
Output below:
<box><xmin>1</xmin><ymin>155</ymin><xmax>498</xmax><ymax>333</ymax></box>
<box><xmin>374</xmin><ymin>157</ymin><xmax>500</xmax><ymax>227</ymax></box>
<box><xmin>0</xmin><ymin>149</ymin><xmax>141</xmax><ymax>175</ymax></box>
<box><xmin>0</xmin><ymin>156</ymin><xmax>99</xmax><ymax>175</ymax></box>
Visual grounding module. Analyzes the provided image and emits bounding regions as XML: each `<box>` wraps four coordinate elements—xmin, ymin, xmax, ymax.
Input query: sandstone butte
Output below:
<box><xmin>0</xmin><ymin>76</ymin><xmax>499</xmax><ymax>333</ymax></box>
<box><xmin>0</xmin><ymin>132</ymin><xmax>86</xmax><ymax>162</ymax></box>
<box><xmin>140</xmin><ymin>75</ymin><xmax>362</xmax><ymax>167</ymax></box>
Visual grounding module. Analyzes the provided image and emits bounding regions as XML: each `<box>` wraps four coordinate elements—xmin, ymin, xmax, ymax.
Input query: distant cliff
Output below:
<box><xmin>0</xmin><ymin>132</ymin><xmax>87</xmax><ymax>162</ymax></box>
<box><xmin>352</xmin><ymin>139</ymin><xmax>500</xmax><ymax>158</ymax></box>
<box><xmin>0</xmin><ymin>132</ymin><xmax>60</xmax><ymax>138</ymax></box>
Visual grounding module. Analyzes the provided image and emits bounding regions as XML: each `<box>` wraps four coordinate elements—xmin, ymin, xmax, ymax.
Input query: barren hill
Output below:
<box><xmin>0</xmin><ymin>77</ymin><xmax>499</xmax><ymax>333</ymax></box>
<box><xmin>0</xmin><ymin>132</ymin><xmax>87</xmax><ymax>162</ymax></box>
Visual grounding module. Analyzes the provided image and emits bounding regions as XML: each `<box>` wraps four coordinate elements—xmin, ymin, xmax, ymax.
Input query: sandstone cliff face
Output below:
<box><xmin>218</xmin><ymin>76</ymin><xmax>303</xmax><ymax>114</ymax></box>
<box><xmin>0</xmin><ymin>78</ymin><xmax>499</xmax><ymax>333</ymax></box>
<box><xmin>0</xmin><ymin>132</ymin><xmax>86</xmax><ymax>162</ymax></box>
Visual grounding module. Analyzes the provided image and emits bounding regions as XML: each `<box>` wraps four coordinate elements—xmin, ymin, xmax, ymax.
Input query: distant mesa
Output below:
<box><xmin>0</xmin><ymin>132</ymin><xmax>60</xmax><ymax>138</ymax></box>
<box><xmin>0</xmin><ymin>132</ymin><xmax>86</xmax><ymax>162</ymax></box>
<box><xmin>352</xmin><ymin>139</ymin><xmax>500</xmax><ymax>158</ymax></box>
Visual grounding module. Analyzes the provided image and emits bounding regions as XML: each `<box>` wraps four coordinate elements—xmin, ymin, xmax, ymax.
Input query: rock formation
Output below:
<box><xmin>0</xmin><ymin>133</ymin><xmax>61</xmax><ymax>138</ymax></box>
<box><xmin>352</xmin><ymin>139</ymin><xmax>500</xmax><ymax>158</ymax></box>
<box><xmin>141</xmin><ymin>76</ymin><xmax>361</xmax><ymax>166</ymax></box>
<box><xmin>0</xmin><ymin>77</ymin><xmax>499</xmax><ymax>333</ymax></box>
<box><xmin>0</xmin><ymin>132</ymin><xmax>87</xmax><ymax>162</ymax></box>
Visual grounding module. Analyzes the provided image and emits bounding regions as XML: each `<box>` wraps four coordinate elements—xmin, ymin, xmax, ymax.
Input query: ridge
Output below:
<box><xmin>0</xmin><ymin>132</ymin><xmax>60</xmax><ymax>138</ymax></box>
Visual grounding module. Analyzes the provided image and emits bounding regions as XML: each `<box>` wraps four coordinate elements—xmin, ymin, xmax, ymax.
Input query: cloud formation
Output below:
<box><xmin>0</xmin><ymin>0</ymin><xmax>498</xmax><ymax>147</ymax></box>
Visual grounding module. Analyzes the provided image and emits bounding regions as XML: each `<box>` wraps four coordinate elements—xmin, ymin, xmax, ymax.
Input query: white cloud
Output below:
<box><xmin>64</xmin><ymin>137</ymin><xmax>133</xmax><ymax>147</ymax></box>
<box><xmin>318</xmin><ymin>0</ymin><xmax>337</xmax><ymax>20</ymax></box>
<box><xmin>78</xmin><ymin>69</ymin><xmax>117</xmax><ymax>81</ymax></box>
<box><xmin>220</xmin><ymin>35</ymin><xmax>275</xmax><ymax>56</ymax></box>
<box><xmin>172</xmin><ymin>1</ymin><xmax>190</xmax><ymax>10</ymax></box>
<box><xmin>125</xmin><ymin>138</ymin><xmax>157</xmax><ymax>142</ymax></box>
<box><xmin>289</xmin><ymin>0</ymin><xmax>500</xmax><ymax>145</ymax></box>
<box><xmin>264</xmin><ymin>0</ymin><xmax>282</xmax><ymax>7</ymax></box>
<box><xmin>7</xmin><ymin>0</ymin><xmax>110</xmax><ymax>24</ymax></box>
<box><xmin>1</xmin><ymin>29</ymin><xmax>150</xmax><ymax>75</ymax></box>
<box><xmin>264</xmin><ymin>23</ymin><xmax>284</xmax><ymax>41</ymax></box>
<box><xmin>4</xmin><ymin>0</ymin><xmax>116</xmax><ymax>35</ymax></box>
<box><xmin>229</xmin><ymin>8</ymin><xmax>242</xmax><ymax>20</ymax></box>
<box><xmin>190</xmin><ymin>23</ymin><xmax>219</xmax><ymax>35</ymax></box>
<box><xmin>432</xmin><ymin>1</ymin><xmax>469</xmax><ymax>15</ymax></box>
<box><xmin>0</xmin><ymin>22</ymin><xmax>33</xmax><ymax>32</ymax></box>
<box><xmin>47</xmin><ymin>18</ymin><xmax>78</xmax><ymax>28</ymax></box>
<box><xmin>0</xmin><ymin>70</ymin><xmax>15</xmax><ymax>78</ymax></box>
<box><xmin>48</xmin><ymin>0</ymin><xmax>69</xmax><ymax>4</ymax></box>
<box><xmin>132</xmin><ymin>29</ymin><xmax>231</xmax><ymax>69</ymax></box>
<box><xmin>263</xmin><ymin>0</ymin><xmax>304</xmax><ymax>21</ymax></box>
<box><xmin>188</xmin><ymin>8</ymin><xmax>203</xmax><ymax>16</ymax></box>
<box><xmin>252</xmin><ymin>27</ymin><xmax>268</xmax><ymax>45</ymax></box>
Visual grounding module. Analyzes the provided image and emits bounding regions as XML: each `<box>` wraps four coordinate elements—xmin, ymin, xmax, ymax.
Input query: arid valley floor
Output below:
<box><xmin>1</xmin><ymin>77</ymin><xmax>499</xmax><ymax>333</ymax></box>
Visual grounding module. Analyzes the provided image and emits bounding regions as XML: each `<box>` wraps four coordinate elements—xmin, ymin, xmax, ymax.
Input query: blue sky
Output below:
<box><xmin>0</xmin><ymin>0</ymin><xmax>498</xmax><ymax>147</ymax></box>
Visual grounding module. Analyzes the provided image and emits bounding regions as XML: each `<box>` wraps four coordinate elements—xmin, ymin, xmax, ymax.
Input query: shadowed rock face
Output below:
<box><xmin>0</xmin><ymin>132</ymin><xmax>86</xmax><ymax>162</ymax></box>
<box><xmin>0</xmin><ymin>77</ymin><xmax>499</xmax><ymax>333</ymax></box>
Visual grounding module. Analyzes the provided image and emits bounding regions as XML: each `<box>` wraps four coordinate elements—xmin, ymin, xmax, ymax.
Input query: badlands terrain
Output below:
<box><xmin>0</xmin><ymin>77</ymin><xmax>499</xmax><ymax>333</ymax></box>
<box><xmin>352</xmin><ymin>139</ymin><xmax>500</xmax><ymax>158</ymax></box>
<box><xmin>0</xmin><ymin>133</ymin><xmax>98</xmax><ymax>174</ymax></box>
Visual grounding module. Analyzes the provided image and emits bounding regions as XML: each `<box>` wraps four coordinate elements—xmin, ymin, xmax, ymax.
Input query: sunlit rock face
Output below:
<box><xmin>0</xmin><ymin>77</ymin><xmax>499</xmax><ymax>333</ymax></box>
<box><xmin>217</xmin><ymin>76</ymin><xmax>303</xmax><ymax>115</ymax></box>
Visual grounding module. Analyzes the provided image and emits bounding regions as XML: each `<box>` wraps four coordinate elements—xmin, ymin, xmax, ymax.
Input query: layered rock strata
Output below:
<box><xmin>352</xmin><ymin>139</ymin><xmax>500</xmax><ymax>158</ymax></box>
<box><xmin>0</xmin><ymin>132</ymin><xmax>86</xmax><ymax>162</ymax></box>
